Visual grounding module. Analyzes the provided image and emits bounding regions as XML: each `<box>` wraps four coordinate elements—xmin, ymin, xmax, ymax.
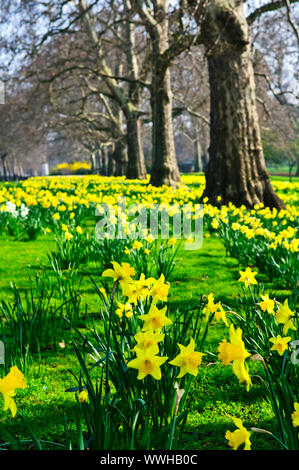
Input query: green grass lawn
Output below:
<box><xmin>0</xmin><ymin>227</ymin><xmax>288</xmax><ymax>450</ymax></box>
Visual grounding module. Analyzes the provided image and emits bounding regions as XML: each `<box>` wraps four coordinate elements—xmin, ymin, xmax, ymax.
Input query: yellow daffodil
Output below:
<box><xmin>269</xmin><ymin>335</ymin><xmax>291</xmax><ymax>356</ymax></box>
<box><xmin>259</xmin><ymin>294</ymin><xmax>275</xmax><ymax>314</ymax></box>
<box><xmin>139</xmin><ymin>303</ymin><xmax>172</xmax><ymax>332</ymax></box>
<box><xmin>132</xmin><ymin>240</ymin><xmax>143</xmax><ymax>251</ymax></box>
<box><xmin>65</xmin><ymin>231</ymin><xmax>73</xmax><ymax>240</ymax></box>
<box><xmin>275</xmin><ymin>299</ymin><xmax>297</xmax><ymax>335</ymax></box>
<box><xmin>203</xmin><ymin>293</ymin><xmax>218</xmax><ymax>321</ymax></box>
<box><xmin>122</xmin><ymin>273</ymin><xmax>152</xmax><ymax>304</ymax></box>
<box><xmin>238</xmin><ymin>267</ymin><xmax>258</xmax><ymax>288</ymax></box>
<box><xmin>218</xmin><ymin>324</ymin><xmax>252</xmax><ymax>391</ymax></box>
<box><xmin>291</xmin><ymin>403</ymin><xmax>299</xmax><ymax>427</ymax></box>
<box><xmin>0</xmin><ymin>366</ymin><xmax>27</xmax><ymax>417</ymax></box>
<box><xmin>115</xmin><ymin>302</ymin><xmax>133</xmax><ymax>319</ymax></box>
<box><xmin>127</xmin><ymin>345</ymin><xmax>168</xmax><ymax>380</ymax></box>
<box><xmin>203</xmin><ymin>293</ymin><xmax>228</xmax><ymax>325</ymax></box>
<box><xmin>133</xmin><ymin>330</ymin><xmax>165</xmax><ymax>354</ymax></box>
<box><xmin>225</xmin><ymin>416</ymin><xmax>251</xmax><ymax>450</ymax></box>
<box><xmin>148</xmin><ymin>274</ymin><xmax>170</xmax><ymax>302</ymax></box>
<box><xmin>214</xmin><ymin>303</ymin><xmax>229</xmax><ymax>327</ymax></box>
<box><xmin>78</xmin><ymin>390</ymin><xmax>88</xmax><ymax>403</ymax></box>
<box><xmin>102</xmin><ymin>262</ymin><xmax>135</xmax><ymax>290</ymax></box>
<box><xmin>218</xmin><ymin>325</ymin><xmax>250</xmax><ymax>365</ymax></box>
<box><xmin>169</xmin><ymin>338</ymin><xmax>205</xmax><ymax>378</ymax></box>
<box><xmin>146</xmin><ymin>234</ymin><xmax>154</xmax><ymax>243</ymax></box>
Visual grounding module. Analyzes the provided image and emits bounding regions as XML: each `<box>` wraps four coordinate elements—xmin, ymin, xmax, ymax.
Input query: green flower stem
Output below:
<box><xmin>105</xmin><ymin>280</ymin><xmax>117</xmax><ymax>397</ymax></box>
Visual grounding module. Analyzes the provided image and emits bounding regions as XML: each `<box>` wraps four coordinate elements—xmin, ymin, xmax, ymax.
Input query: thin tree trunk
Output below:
<box><xmin>100</xmin><ymin>147</ymin><xmax>108</xmax><ymax>176</ymax></box>
<box><xmin>113</xmin><ymin>140</ymin><xmax>128</xmax><ymax>176</ymax></box>
<box><xmin>126</xmin><ymin>114</ymin><xmax>147</xmax><ymax>179</ymax></box>
<box><xmin>194</xmin><ymin>125</ymin><xmax>203</xmax><ymax>172</ymax></box>
<box><xmin>107</xmin><ymin>149</ymin><xmax>115</xmax><ymax>176</ymax></box>
<box><xmin>90</xmin><ymin>152</ymin><xmax>96</xmax><ymax>174</ymax></box>
<box><xmin>198</xmin><ymin>0</ymin><xmax>285</xmax><ymax>209</ymax></box>
<box><xmin>0</xmin><ymin>154</ymin><xmax>7</xmax><ymax>180</ymax></box>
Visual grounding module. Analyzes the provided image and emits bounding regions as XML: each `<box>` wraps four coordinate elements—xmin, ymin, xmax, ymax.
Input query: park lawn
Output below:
<box><xmin>0</xmin><ymin>229</ymin><xmax>287</xmax><ymax>450</ymax></box>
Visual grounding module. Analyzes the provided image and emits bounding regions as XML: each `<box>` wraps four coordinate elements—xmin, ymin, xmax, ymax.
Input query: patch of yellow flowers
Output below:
<box><xmin>102</xmin><ymin>262</ymin><xmax>205</xmax><ymax>381</ymax></box>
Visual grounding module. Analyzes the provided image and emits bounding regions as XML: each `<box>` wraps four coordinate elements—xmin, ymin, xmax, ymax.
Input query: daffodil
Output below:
<box><xmin>218</xmin><ymin>325</ymin><xmax>250</xmax><ymax>365</ymax></box>
<box><xmin>238</xmin><ymin>267</ymin><xmax>258</xmax><ymax>288</ymax></box>
<box><xmin>275</xmin><ymin>299</ymin><xmax>297</xmax><ymax>335</ymax></box>
<box><xmin>259</xmin><ymin>294</ymin><xmax>275</xmax><ymax>314</ymax></box>
<box><xmin>133</xmin><ymin>330</ymin><xmax>165</xmax><ymax>354</ymax></box>
<box><xmin>102</xmin><ymin>261</ymin><xmax>135</xmax><ymax>290</ymax></box>
<box><xmin>218</xmin><ymin>324</ymin><xmax>252</xmax><ymax>391</ymax></box>
<box><xmin>139</xmin><ymin>303</ymin><xmax>172</xmax><ymax>332</ymax></box>
<box><xmin>65</xmin><ymin>231</ymin><xmax>73</xmax><ymax>240</ymax></box>
<box><xmin>214</xmin><ymin>304</ymin><xmax>229</xmax><ymax>326</ymax></box>
<box><xmin>132</xmin><ymin>240</ymin><xmax>143</xmax><ymax>251</ymax></box>
<box><xmin>269</xmin><ymin>335</ymin><xmax>291</xmax><ymax>356</ymax></box>
<box><xmin>225</xmin><ymin>416</ymin><xmax>251</xmax><ymax>450</ymax></box>
<box><xmin>122</xmin><ymin>273</ymin><xmax>152</xmax><ymax>304</ymax></box>
<box><xmin>115</xmin><ymin>302</ymin><xmax>133</xmax><ymax>319</ymax></box>
<box><xmin>291</xmin><ymin>403</ymin><xmax>299</xmax><ymax>427</ymax></box>
<box><xmin>0</xmin><ymin>366</ymin><xmax>27</xmax><ymax>417</ymax></box>
<box><xmin>127</xmin><ymin>345</ymin><xmax>168</xmax><ymax>380</ymax></box>
<box><xmin>203</xmin><ymin>293</ymin><xmax>228</xmax><ymax>325</ymax></box>
<box><xmin>169</xmin><ymin>338</ymin><xmax>205</xmax><ymax>378</ymax></box>
<box><xmin>202</xmin><ymin>293</ymin><xmax>219</xmax><ymax>321</ymax></box>
<box><xmin>148</xmin><ymin>274</ymin><xmax>170</xmax><ymax>302</ymax></box>
<box><xmin>78</xmin><ymin>390</ymin><xmax>88</xmax><ymax>403</ymax></box>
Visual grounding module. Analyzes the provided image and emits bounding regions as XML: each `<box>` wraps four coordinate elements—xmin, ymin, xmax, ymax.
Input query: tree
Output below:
<box><xmin>189</xmin><ymin>0</ymin><xmax>298</xmax><ymax>208</ymax></box>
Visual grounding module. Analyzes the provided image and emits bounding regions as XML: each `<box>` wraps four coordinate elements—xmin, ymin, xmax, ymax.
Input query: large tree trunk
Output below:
<box><xmin>199</xmin><ymin>1</ymin><xmax>285</xmax><ymax>209</ymax></box>
<box><xmin>147</xmin><ymin>1</ymin><xmax>181</xmax><ymax>188</ymax></box>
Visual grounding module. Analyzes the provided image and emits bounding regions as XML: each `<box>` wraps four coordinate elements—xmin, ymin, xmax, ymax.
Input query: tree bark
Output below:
<box><xmin>1</xmin><ymin>154</ymin><xmax>8</xmax><ymax>180</ymax></box>
<box><xmin>126</xmin><ymin>114</ymin><xmax>147</xmax><ymax>179</ymax></box>
<box><xmin>150</xmin><ymin>64</ymin><xmax>180</xmax><ymax>187</ymax></box>
<box><xmin>107</xmin><ymin>149</ymin><xmax>115</xmax><ymax>176</ymax></box>
<box><xmin>136</xmin><ymin>0</ymin><xmax>181</xmax><ymax>187</ymax></box>
<box><xmin>125</xmin><ymin>0</ymin><xmax>147</xmax><ymax>179</ymax></box>
<box><xmin>194</xmin><ymin>125</ymin><xmax>203</xmax><ymax>172</ymax></box>
<box><xmin>112</xmin><ymin>140</ymin><xmax>128</xmax><ymax>176</ymax></box>
<box><xmin>198</xmin><ymin>0</ymin><xmax>285</xmax><ymax>209</ymax></box>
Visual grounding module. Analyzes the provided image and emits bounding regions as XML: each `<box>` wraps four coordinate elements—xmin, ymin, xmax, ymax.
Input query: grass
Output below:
<box><xmin>0</xmin><ymin>173</ymin><xmax>296</xmax><ymax>450</ymax></box>
<box><xmin>0</xmin><ymin>229</ymin><xmax>287</xmax><ymax>450</ymax></box>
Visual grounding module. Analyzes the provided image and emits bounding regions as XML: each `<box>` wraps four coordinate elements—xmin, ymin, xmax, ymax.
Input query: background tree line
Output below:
<box><xmin>0</xmin><ymin>0</ymin><xmax>298</xmax><ymax>208</ymax></box>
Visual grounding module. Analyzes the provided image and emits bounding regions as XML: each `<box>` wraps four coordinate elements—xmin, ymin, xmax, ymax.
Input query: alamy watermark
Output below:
<box><xmin>95</xmin><ymin>197</ymin><xmax>203</xmax><ymax>250</ymax></box>
<box><xmin>0</xmin><ymin>340</ymin><xmax>4</xmax><ymax>365</ymax></box>
<box><xmin>0</xmin><ymin>81</ymin><xmax>4</xmax><ymax>105</ymax></box>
